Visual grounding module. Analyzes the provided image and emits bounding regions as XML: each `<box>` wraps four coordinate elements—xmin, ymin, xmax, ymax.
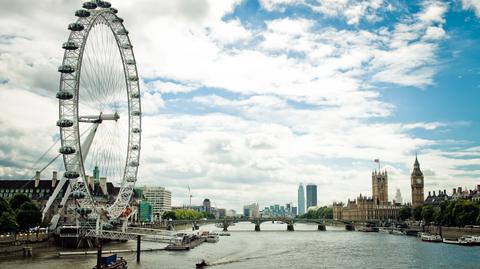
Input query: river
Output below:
<box><xmin>1</xmin><ymin>222</ymin><xmax>479</xmax><ymax>269</ymax></box>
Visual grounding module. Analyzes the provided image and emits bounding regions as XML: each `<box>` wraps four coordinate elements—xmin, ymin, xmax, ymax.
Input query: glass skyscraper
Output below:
<box><xmin>298</xmin><ymin>183</ymin><xmax>305</xmax><ymax>215</ymax></box>
<box><xmin>306</xmin><ymin>184</ymin><xmax>317</xmax><ymax>209</ymax></box>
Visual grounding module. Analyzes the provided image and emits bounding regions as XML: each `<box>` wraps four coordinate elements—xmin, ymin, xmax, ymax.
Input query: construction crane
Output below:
<box><xmin>187</xmin><ymin>185</ymin><xmax>192</xmax><ymax>209</ymax></box>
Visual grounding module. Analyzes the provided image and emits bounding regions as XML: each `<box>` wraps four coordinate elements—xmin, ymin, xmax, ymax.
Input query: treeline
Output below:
<box><xmin>0</xmin><ymin>194</ymin><xmax>42</xmax><ymax>233</ymax></box>
<box><xmin>400</xmin><ymin>199</ymin><xmax>480</xmax><ymax>227</ymax></box>
<box><xmin>300</xmin><ymin>206</ymin><xmax>333</xmax><ymax>219</ymax></box>
<box><xmin>162</xmin><ymin>209</ymin><xmax>215</xmax><ymax>220</ymax></box>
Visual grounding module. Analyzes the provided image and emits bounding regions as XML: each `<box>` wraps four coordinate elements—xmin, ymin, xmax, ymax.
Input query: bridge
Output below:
<box><xmin>161</xmin><ymin>218</ymin><xmax>370</xmax><ymax>232</ymax></box>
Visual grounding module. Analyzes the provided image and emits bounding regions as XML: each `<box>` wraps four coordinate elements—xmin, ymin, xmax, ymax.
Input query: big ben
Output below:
<box><xmin>411</xmin><ymin>154</ymin><xmax>424</xmax><ymax>208</ymax></box>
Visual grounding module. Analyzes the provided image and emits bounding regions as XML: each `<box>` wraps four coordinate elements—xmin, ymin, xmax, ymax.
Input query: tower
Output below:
<box><xmin>298</xmin><ymin>183</ymin><xmax>305</xmax><ymax>215</ymax></box>
<box><xmin>93</xmin><ymin>165</ymin><xmax>100</xmax><ymax>183</ymax></box>
<box><xmin>372</xmin><ymin>170</ymin><xmax>388</xmax><ymax>206</ymax></box>
<box><xmin>306</xmin><ymin>184</ymin><xmax>317</xmax><ymax>209</ymax></box>
<box><xmin>411</xmin><ymin>154</ymin><xmax>424</xmax><ymax>208</ymax></box>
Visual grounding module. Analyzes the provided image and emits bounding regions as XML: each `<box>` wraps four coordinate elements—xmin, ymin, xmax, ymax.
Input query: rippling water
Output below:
<box><xmin>2</xmin><ymin>222</ymin><xmax>480</xmax><ymax>269</ymax></box>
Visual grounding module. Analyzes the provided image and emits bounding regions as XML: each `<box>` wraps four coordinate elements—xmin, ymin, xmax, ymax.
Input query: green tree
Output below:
<box><xmin>162</xmin><ymin>211</ymin><xmax>176</xmax><ymax>220</ymax></box>
<box><xmin>174</xmin><ymin>209</ymin><xmax>204</xmax><ymax>220</ymax></box>
<box><xmin>0</xmin><ymin>211</ymin><xmax>18</xmax><ymax>233</ymax></box>
<box><xmin>0</xmin><ymin>197</ymin><xmax>11</xmax><ymax>213</ymax></box>
<box><xmin>16</xmin><ymin>202</ymin><xmax>42</xmax><ymax>231</ymax></box>
<box><xmin>413</xmin><ymin>206</ymin><xmax>423</xmax><ymax>221</ymax></box>
<box><xmin>452</xmin><ymin>200</ymin><xmax>479</xmax><ymax>227</ymax></box>
<box><xmin>399</xmin><ymin>206</ymin><xmax>411</xmax><ymax>221</ymax></box>
<box><xmin>9</xmin><ymin>193</ymin><xmax>31</xmax><ymax>211</ymax></box>
<box><xmin>421</xmin><ymin>205</ymin><xmax>435</xmax><ymax>224</ymax></box>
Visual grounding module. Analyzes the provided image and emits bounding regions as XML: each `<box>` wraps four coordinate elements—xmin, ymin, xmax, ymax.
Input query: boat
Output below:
<box><xmin>420</xmin><ymin>234</ymin><xmax>442</xmax><ymax>243</ymax></box>
<box><xmin>219</xmin><ymin>232</ymin><xmax>231</xmax><ymax>236</ymax></box>
<box><xmin>443</xmin><ymin>238</ymin><xmax>461</xmax><ymax>245</ymax></box>
<box><xmin>391</xmin><ymin>229</ymin><xmax>406</xmax><ymax>235</ymax></box>
<box><xmin>196</xmin><ymin>259</ymin><xmax>209</xmax><ymax>268</ymax></box>
<box><xmin>206</xmin><ymin>234</ymin><xmax>219</xmax><ymax>243</ymax></box>
<box><xmin>459</xmin><ymin>235</ymin><xmax>480</xmax><ymax>246</ymax></box>
<box><xmin>378</xmin><ymin>228</ymin><xmax>392</xmax><ymax>234</ymax></box>
<box><xmin>361</xmin><ymin>224</ymin><xmax>379</xmax><ymax>232</ymax></box>
<box><xmin>92</xmin><ymin>254</ymin><xmax>127</xmax><ymax>269</ymax></box>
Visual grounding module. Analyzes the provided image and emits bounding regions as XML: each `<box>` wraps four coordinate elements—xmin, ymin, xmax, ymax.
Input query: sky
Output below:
<box><xmin>0</xmin><ymin>0</ymin><xmax>479</xmax><ymax>212</ymax></box>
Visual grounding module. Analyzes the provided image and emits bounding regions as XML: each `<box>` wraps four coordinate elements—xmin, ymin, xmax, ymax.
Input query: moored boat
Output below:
<box><xmin>443</xmin><ymin>238</ymin><xmax>461</xmax><ymax>245</ymax></box>
<box><xmin>420</xmin><ymin>233</ymin><xmax>442</xmax><ymax>242</ymax></box>
<box><xmin>459</xmin><ymin>235</ymin><xmax>480</xmax><ymax>246</ymax></box>
<box><xmin>206</xmin><ymin>234</ymin><xmax>219</xmax><ymax>243</ymax></box>
<box><xmin>92</xmin><ymin>254</ymin><xmax>127</xmax><ymax>269</ymax></box>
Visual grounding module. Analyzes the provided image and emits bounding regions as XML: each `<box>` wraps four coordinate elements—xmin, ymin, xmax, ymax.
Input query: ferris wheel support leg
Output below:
<box><xmin>81</xmin><ymin>122</ymin><xmax>100</xmax><ymax>162</ymax></box>
<box><xmin>42</xmin><ymin>177</ymin><xmax>68</xmax><ymax>221</ymax></box>
<box><xmin>49</xmin><ymin>183</ymin><xmax>73</xmax><ymax>230</ymax></box>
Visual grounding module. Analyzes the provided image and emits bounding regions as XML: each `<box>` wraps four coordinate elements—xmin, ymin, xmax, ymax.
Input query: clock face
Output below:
<box><xmin>416</xmin><ymin>178</ymin><xmax>422</xmax><ymax>184</ymax></box>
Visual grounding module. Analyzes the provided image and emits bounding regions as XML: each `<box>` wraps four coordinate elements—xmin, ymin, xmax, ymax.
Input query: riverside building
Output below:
<box><xmin>142</xmin><ymin>186</ymin><xmax>172</xmax><ymax>221</ymax></box>
<box><xmin>333</xmin><ymin>170</ymin><xmax>400</xmax><ymax>221</ymax></box>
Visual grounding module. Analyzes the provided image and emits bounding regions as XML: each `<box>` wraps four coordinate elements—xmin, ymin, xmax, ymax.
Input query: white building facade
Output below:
<box><xmin>142</xmin><ymin>186</ymin><xmax>172</xmax><ymax>221</ymax></box>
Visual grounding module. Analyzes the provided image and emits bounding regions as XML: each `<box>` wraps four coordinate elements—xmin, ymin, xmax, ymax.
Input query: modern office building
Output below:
<box><xmin>202</xmin><ymin>198</ymin><xmax>211</xmax><ymax>213</ymax></box>
<box><xmin>142</xmin><ymin>186</ymin><xmax>172</xmax><ymax>221</ymax></box>
<box><xmin>243</xmin><ymin>203</ymin><xmax>259</xmax><ymax>218</ymax></box>
<box><xmin>306</xmin><ymin>184</ymin><xmax>317</xmax><ymax>209</ymax></box>
<box><xmin>298</xmin><ymin>183</ymin><xmax>305</xmax><ymax>215</ymax></box>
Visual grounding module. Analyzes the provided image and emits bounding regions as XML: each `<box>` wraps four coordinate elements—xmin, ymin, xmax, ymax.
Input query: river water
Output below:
<box><xmin>2</xmin><ymin>222</ymin><xmax>480</xmax><ymax>269</ymax></box>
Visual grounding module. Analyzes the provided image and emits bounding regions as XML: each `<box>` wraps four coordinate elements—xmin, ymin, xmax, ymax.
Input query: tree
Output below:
<box><xmin>9</xmin><ymin>193</ymin><xmax>31</xmax><ymax>211</ymax></box>
<box><xmin>399</xmin><ymin>206</ymin><xmax>411</xmax><ymax>221</ymax></box>
<box><xmin>413</xmin><ymin>206</ymin><xmax>423</xmax><ymax>221</ymax></box>
<box><xmin>16</xmin><ymin>202</ymin><xmax>42</xmax><ymax>231</ymax></box>
<box><xmin>421</xmin><ymin>205</ymin><xmax>435</xmax><ymax>224</ymax></box>
<box><xmin>0</xmin><ymin>211</ymin><xmax>17</xmax><ymax>233</ymax></box>
<box><xmin>0</xmin><ymin>197</ymin><xmax>11</xmax><ymax>213</ymax></box>
<box><xmin>162</xmin><ymin>211</ymin><xmax>176</xmax><ymax>220</ymax></box>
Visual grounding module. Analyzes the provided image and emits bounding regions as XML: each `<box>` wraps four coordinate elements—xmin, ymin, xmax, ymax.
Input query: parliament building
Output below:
<box><xmin>333</xmin><ymin>156</ymin><xmax>424</xmax><ymax>221</ymax></box>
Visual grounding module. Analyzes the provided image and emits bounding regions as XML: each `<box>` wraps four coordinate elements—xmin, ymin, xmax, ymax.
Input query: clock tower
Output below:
<box><xmin>411</xmin><ymin>154</ymin><xmax>424</xmax><ymax>208</ymax></box>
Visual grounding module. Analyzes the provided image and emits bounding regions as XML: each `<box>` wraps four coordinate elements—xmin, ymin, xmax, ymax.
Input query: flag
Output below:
<box><xmin>374</xmin><ymin>159</ymin><xmax>380</xmax><ymax>163</ymax></box>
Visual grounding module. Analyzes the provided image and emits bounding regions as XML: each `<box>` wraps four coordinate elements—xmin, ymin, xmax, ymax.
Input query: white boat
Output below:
<box><xmin>391</xmin><ymin>229</ymin><xmax>406</xmax><ymax>235</ymax></box>
<box><xmin>379</xmin><ymin>228</ymin><xmax>392</xmax><ymax>234</ymax></box>
<box><xmin>443</xmin><ymin>238</ymin><xmax>461</xmax><ymax>245</ymax></box>
<box><xmin>459</xmin><ymin>235</ymin><xmax>480</xmax><ymax>246</ymax></box>
<box><xmin>420</xmin><ymin>234</ymin><xmax>442</xmax><ymax>242</ymax></box>
<box><xmin>206</xmin><ymin>234</ymin><xmax>219</xmax><ymax>243</ymax></box>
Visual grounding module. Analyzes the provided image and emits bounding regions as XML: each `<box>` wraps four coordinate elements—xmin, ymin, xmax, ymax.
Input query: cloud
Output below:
<box><xmin>461</xmin><ymin>0</ymin><xmax>480</xmax><ymax>17</ymax></box>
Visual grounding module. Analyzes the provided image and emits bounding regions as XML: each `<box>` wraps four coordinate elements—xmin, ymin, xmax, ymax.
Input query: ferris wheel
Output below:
<box><xmin>46</xmin><ymin>0</ymin><xmax>141</xmax><ymax>228</ymax></box>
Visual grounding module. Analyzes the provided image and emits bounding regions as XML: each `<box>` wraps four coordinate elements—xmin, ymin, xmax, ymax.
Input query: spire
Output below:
<box><xmin>412</xmin><ymin>153</ymin><xmax>423</xmax><ymax>177</ymax></box>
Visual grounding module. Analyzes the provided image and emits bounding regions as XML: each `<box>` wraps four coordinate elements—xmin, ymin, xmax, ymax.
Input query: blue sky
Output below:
<box><xmin>0</xmin><ymin>0</ymin><xmax>479</xmax><ymax>211</ymax></box>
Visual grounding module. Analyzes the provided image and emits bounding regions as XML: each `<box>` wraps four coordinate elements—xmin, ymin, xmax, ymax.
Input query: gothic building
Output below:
<box><xmin>411</xmin><ymin>155</ymin><xmax>424</xmax><ymax>209</ymax></box>
<box><xmin>333</xmin><ymin>170</ymin><xmax>400</xmax><ymax>221</ymax></box>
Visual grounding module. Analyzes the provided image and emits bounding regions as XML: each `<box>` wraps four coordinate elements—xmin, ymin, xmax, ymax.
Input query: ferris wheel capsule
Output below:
<box><xmin>131</xmin><ymin>92</ymin><xmax>140</xmax><ymax>98</ymax></box>
<box><xmin>112</xmin><ymin>17</ymin><xmax>124</xmax><ymax>24</ymax></box>
<box><xmin>59</xmin><ymin>146</ymin><xmax>76</xmax><ymax>155</ymax></box>
<box><xmin>68</xmin><ymin>23</ymin><xmax>84</xmax><ymax>31</ymax></box>
<box><xmin>126</xmin><ymin>59</ymin><xmax>136</xmax><ymax>65</ymax></box>
<box><xmin>97</xmin><ymin>1</ymin><xmax>111</xmax><ymax>8</ymax></box>
<box><xmin>109</xmin><ymin>8</ymin><xmax>118</xmax><ymax>14</ymax></box>
<box><xmin>72</xmin><ymin>190</ymin><xmax>86</xmax><ymax>199</ymax></box>
<box><xmin>82</xmin><ymin>2</ymin><xmax>97</xmax><ymax>9</ymax></box>
<box><xmin>57</xmin><ymin>119</ymin><xmax>74</xmax><ymax>127</ymax></box>
<box><xmin>56</xmin><ymin>90</ymin><xmax>74</xmax><ymax>100</ymax></box>
<box><xmin>64</xmin><ymin>171</ymin><xmax>80</xmax><ymax>179</ymax></box>
<box><xmin>116</xmin><ymin>29</ymin><xmax>128</xmax><ymax>35</ymax></box>
<box><xmin>58</xmin><ymin>65</ymin><xmax>75</xmax><ymax>73</ymax></box>
<box><xmin>75</xmin><ymin>9</ymin><xmax>90</xmax><ymax>18</ymax></box>
<box><xmin>62</xmin><ymin>41</ymin><xmax>79</xmax><ymax>50</ymax></box>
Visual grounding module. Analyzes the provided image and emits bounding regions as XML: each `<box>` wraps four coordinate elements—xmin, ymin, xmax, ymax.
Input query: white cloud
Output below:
<box><xmin>462</xmin><ymin>0</ymin><xmax>480</xmax><ymax>17</ymax></box>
